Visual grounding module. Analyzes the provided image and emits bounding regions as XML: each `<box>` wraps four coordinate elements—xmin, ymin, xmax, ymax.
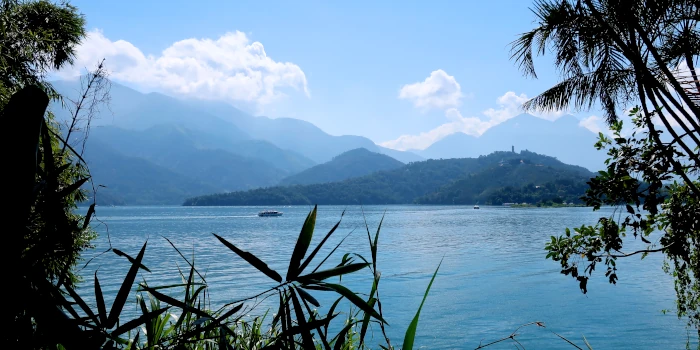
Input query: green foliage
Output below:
<box><xmin>184</xmin><ymin>150</ymin><xmax>594</xmax><ymax>206</ymax></box>
<box><xmin>544</xmin><ymin>109</ymin><xmax>700</xmax><ymax>338</ymax></box>
<box><xmin>0</xmin><ymin>0</ymin><xmax>85</xmax><ymax>106</ymax></box>
<box><xmin>514</xmin><ymin>0</ymin><xmax>699</xmax><ymax>340</ymax></box>
<box><xmin>51</xmin><ymin>206</ymin><xmax>430</xmax><ymax>349</ymax></box>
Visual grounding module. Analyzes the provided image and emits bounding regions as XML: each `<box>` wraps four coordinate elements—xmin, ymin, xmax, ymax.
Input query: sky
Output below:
<box><xmin>57</xmin><ymin>0</ymin><xmax>609</xmax><ymax>150</ymax></box>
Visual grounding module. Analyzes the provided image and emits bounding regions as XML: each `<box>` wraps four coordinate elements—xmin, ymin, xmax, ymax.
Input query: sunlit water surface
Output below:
<box><xmin>78</xmin><ymin>205</ymin><xmax>698</xmax><ymax>349</ymax></box>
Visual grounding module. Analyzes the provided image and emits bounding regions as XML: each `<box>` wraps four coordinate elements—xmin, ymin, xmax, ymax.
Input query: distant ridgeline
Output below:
<box><xmin>183</xmin><ymin>150</ymin><xmax>595</xmax><ymax>206</ymax></box>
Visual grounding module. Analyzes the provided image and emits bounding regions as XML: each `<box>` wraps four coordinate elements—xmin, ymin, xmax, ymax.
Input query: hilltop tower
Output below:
<box><xmin>512</xmin><ymin>145</ymin><xmax>515</xmax><ymax>153</ymax></box>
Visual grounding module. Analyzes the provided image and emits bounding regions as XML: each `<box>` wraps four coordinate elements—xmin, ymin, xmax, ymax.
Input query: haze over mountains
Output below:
<box><xmin>414</xmin><ymin>114</ymin><xmax>607</xmax><ymax>171</ymax></box>
<box><xmin>50</xmin><ymin>79</ymin><xmax>608</xmax><ymax>205</ymax></box>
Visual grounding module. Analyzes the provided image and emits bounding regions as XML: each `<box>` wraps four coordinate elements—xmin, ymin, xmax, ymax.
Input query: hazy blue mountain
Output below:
<box><xmin>279</xmin><ymin>148</ymin><xmax>404</xmax><ymax>186</ymax></box>
<box><xmin>186</xmin><ymin>99</ymin><xmax>423</xmax><ymax>163</ymax></box>
<box><xmin>83</xmin><ymin>140</ymin><xmax>220</xmax><ymax>205</ymax></box>
<box><xmin>52</xmin><ymin>79</ymin><xmax>421</xmax><ymax>164</ymax></box>
<box><xmin>417</xmin><ymin>114</ymin><xmax>607</xmax><ymax>171</ymax></box>
<box><xmin>50</xmin><ymin>79</ymin><xmax>250</xmax><ymax>142</ymax></box>
<box><xmin>89</xmin><ymin>124</ymin><xmax>314</xmax><ymax>174</ymax></box>
<box><xmin>85</xmin><ymin>125</ymin><xmax>294</xmax><ymax>191</ymax></box>
<box><xmin>184</xmin><ymin>150</ymin><xmax>593</xmax><ymax>206</ymax></box>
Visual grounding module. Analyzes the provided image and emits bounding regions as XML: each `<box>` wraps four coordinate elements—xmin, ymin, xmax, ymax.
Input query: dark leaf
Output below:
<box><xmin>213</xmin><ymin>233</ymin><xmax>283</xmax><ymax>283</ymax></box>
<box><xmin>111</xmin><ymin>307</ymin><xmax>170</xmax><ymax>337</ymax></box>
<box><xmin>287</xmin><ymin>205</ymin><xmax>318</xmax><ymax>280</ymax></box>
<box><xmin>94</xmin><ymin>271</ymin><xmax>107</xmax><ymax>326</ymax></box>
<box><xmin>106</xmin><ymin>241</ymin><xmax>148</xmax><ymax>329</ymax></box>
<box><xmin>290</xmin><ymin>289</ymin><xmax>315</xmax><ymax>350</ymax></box>
<box><xmin>113</xmin><ymin>248</ymin><xmax>151</xmax><ymax>272</ymax></box>
<box><xmin>299</xmin><ymin>209</ymin><xmax>344</xmax><ymax>275</ymax></box>
<box><xmin>321</xmin><ymin>283</ymin><xmax>385</xmax><ymax>323</ymax></box>
<box><xmin>296</xmin><ymin>287</ymin><xmax>320</xmax><ymax>307</ymax></box>
<box><xmin>298</xmin><ymin>263</ymin><xmax>370</xmax><ymax>282</ymax></box>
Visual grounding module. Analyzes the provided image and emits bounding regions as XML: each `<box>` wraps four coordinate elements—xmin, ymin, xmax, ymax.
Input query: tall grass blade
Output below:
<box><xmin>402</xmin><ymin>259</ymin><xmax>442</xmax><ymax>350</ymax></box>
<box><xmin>107</xmin><ymin>241</ymin><xmax>148</xmax><ymax>329</ymax></box>
<box><xmin>213</xmin><ymin>233</ymin><xmax>283</xmax><ymax>283</ymax></box>
<box><xmin>287</xmin><ymin>205</ymin><xmax>317</xmax><ymax>280</ymax></box>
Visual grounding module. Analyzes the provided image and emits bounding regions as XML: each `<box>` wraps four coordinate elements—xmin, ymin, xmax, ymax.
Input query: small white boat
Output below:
<box><xmin>474</xmin><ymin>204</ymin><xmax>480</xmax><ymax>209</ymax></box>
<box><xmin>258</xmin><ymin>210</ymin><xmax>283</xmax><ymax>217</ymax></box>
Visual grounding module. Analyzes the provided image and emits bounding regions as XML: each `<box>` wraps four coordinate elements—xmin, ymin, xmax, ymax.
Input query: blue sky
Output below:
<box><xmin>60</xmin><ymin>0</ymin><xmax>605</xmax><ymax>149</ymax></box>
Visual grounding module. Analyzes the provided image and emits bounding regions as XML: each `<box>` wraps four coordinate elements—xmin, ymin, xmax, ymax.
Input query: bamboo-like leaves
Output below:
<box><xmin>213</xmin><ymin>233</ymin><xmax>283</xmax><ymax>283</ymax></box>
<box><xmin>402</xmin><ymin>259</ymin><xmax>442</xmax><ymax>350</ymax></box>
<box><xmin>298</xmin><ymin>263</ymin><xmax>370</xmax><ymax>282</ymax></box>
<box><xmin>321</xmin><ymin>282</ymin><xmax>385</xmax><ymax>323</ymax></box>
<box><xmin>287</xmin><ymin>205</ymin><xmax>317</xmax><ymax>280</ymax></box>
<box><xmin>106</xmin><ymin>241</ymin><xmax>148</xmax><ymax>329</ymax></box>
<box><xmin>298</xmin><ymin>209</ymin><xmax>345</xmax><ymax>274</ymax></box>
<box><xmin>112</xmin><ymin>248</ymin><xmax>151</xmax><ymax>272</ymax></box>
<box><xmin>296</xmin><ymin>287</ymin><xmax>320</xmax><ymax>307</ymax></box>
<box><xmin>111</xmin><ymin>306</ymin><xmax>170</xmax><ymax>337</ymax></box>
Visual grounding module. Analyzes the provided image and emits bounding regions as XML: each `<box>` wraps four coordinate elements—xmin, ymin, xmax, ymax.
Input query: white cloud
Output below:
<box><xmin>56</xmin><ymin>29</ymin><xmax>309</xmax><ymax>106</ymax></box>
<box><xmin>483</xmin><ymin>91</ymin><xmax>566</xmax><ymax>122</ymax></box>
<box><xmin>384</xmin><ymin>90</ymin><xmax>572</xmax><ymax>150</ymax></box>
<box><xmin>398</xmin><ymin>70</ymin><xmax>463</xmax><ymax>110</ymax></box>
<box><xmin>381</xmin><ymin>108</ymin><xmax>489</xmax><ymax>150</ymax></box>
<box><xmin>579</xmin><ymin>115</ymin><xmax>603</xmax><ymax>134</ymax></box>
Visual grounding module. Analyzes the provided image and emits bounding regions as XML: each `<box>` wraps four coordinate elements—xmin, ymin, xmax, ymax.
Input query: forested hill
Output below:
<box><xmin>279</xmin><ymin>148</ymin><xmax>404</xmax><ymax>186</ymax></box>
<box><xmin>183</xmin><ymin>150</ymin><xmax>595</xmax><ymax>206</ymax></box>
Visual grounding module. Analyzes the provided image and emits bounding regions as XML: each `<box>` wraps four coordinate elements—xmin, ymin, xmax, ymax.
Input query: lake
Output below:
<box><xmin>78</xmin><ymin>205</ymin><xmax>698</xmax><ymax>349</ymax></box>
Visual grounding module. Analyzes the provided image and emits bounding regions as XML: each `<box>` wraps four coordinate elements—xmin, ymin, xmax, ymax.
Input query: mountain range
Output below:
<box><xmin>183</xmin><ymin>150</ymin><xmax>595</xmax><ymax>206</ymax></box>
<box><xmin>279</xmin><ymin>148</ymin><xmax>404</xmax><ymax>186</ymax></box>
<box><xmin>413</xmin><ymin>114</ymin><xmax>607</xmax><ymax>172</ymax></box>
<box><xmin>49</xmin><ymin>79</ymin><xmax>608</xmax><ymax>205</ymax></box>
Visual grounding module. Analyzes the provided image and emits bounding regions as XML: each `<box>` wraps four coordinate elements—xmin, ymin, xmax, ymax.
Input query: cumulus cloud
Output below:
<box><xmin>398</xmin><ymin>70</ymin><xmax>463</xmax><ymax>110</ymax></box>
<box><xmin>56</xmin><ymin>29</ymin><xmax>309</xmax><ymax>106</ymax></box>
<box><xmin>383</xmin><ymin>90</ymin><xmax>572</xmax><ymax>150</ymax></box>
<box><xmin>381</xmin><ymin>108</ymin><xmax>489</xmax><ymax>150</ymax></box>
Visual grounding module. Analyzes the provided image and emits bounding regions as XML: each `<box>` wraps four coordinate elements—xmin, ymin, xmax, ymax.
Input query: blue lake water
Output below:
<box><xmin>77</xmin><ymin>205</ymin><xmax>698</xmax><ymax>349</ymax></box>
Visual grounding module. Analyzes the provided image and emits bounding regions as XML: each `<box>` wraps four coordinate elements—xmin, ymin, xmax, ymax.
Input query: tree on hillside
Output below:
<box><xmin>1</xmin><ymin>1</ymin><xmax>110</xmax><ymax>347</ymax></box>
<box><xmin>511</xmin><ymin>0</ymin><xmax>699</xmax><ymax>338</ymax></box>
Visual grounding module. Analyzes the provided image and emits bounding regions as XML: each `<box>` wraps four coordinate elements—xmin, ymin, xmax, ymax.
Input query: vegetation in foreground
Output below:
<box><xmin>512</xmin><ymin>0</ymin><xmax>700</xmax><ymax>341</ymax></box>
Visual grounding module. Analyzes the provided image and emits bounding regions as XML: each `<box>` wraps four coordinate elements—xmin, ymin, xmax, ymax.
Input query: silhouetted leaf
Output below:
<box><xmin>290</xmin><ymin>289</ymin><xmax>315</xmax><ymax>350</ymax></box>
<box><xmin>140</xmin><ymin>286</ymin><xmax>211</xmax><ymax>319</ymax></box>
<box><xmin>299</xmin><ymin>209</ymin><xmax>344</xmax><ymax>274</ymax></box>
<box><xmin>298</xmin><ymin>263</ymin><xmax>369</xmax><ymax>282</ymax></box>
<box><xmin>113</xmin><ymin>248</ymin><xmax>150</xmax><ymax>272</ymax></box>
<box><xmin>111</xmin><ymin>307</ymin><xmax>170</xmax><ymax>337</ymax></box>
<box><xmin>296</xmin><ymin>287</ymin><xmax>320</xmax><ymax>307</ymax></box>
<box><xmin>82</xmin><ymin>203</ymin><xmax>95</xmax><ymax>230</ymax></box>
<box><xmin>106</xmin><ymin>241</ymin><xmax>147</xmax><ymax>329</ymax></box>
<box><xmin>287</xmin><ymin>205</ymin><xmax>317</xmax><ymax>280</ymax></box>
<box><xmin>94</xmin><ymin>271</ymin><xmax>107</xmax><ymax>326</ymax></box>
<box><xmin>64</xmin><ymin>284</ymin><xmax>98</xmax><ymax>326</ymax></box>
<box><xmin>321</xmin><ymin>283</ymin><xmax>385</xmax><ymax>323</ymax></box>
<box><xmin>213</xmin><ymin>233</ymin><xmax>283</xmax><ymax>283</ymax></box>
